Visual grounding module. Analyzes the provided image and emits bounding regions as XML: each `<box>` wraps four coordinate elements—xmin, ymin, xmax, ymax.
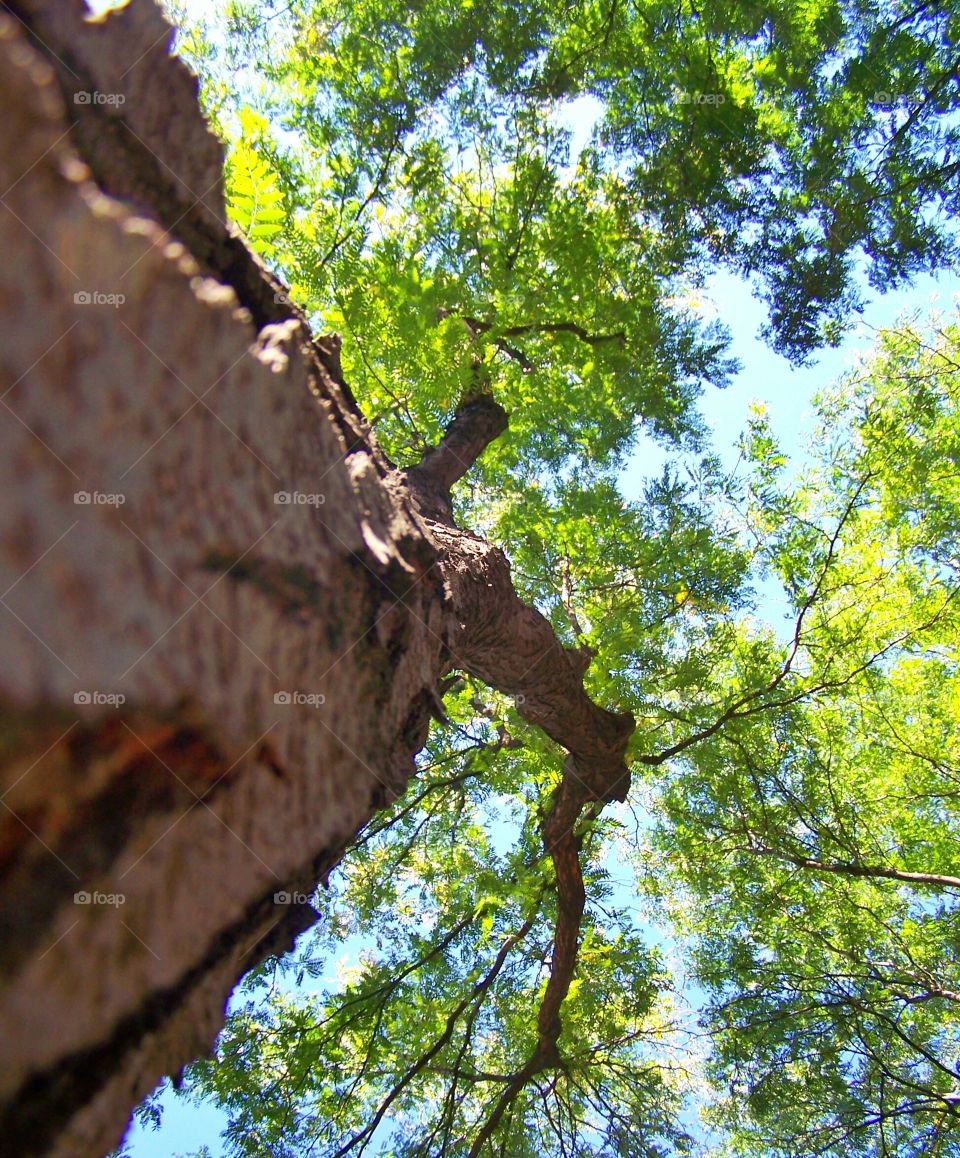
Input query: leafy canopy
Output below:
<box><xmin>127</xmin><ymin>1</ymin><xmax>960</xmax><ymax>1155</ymax></box>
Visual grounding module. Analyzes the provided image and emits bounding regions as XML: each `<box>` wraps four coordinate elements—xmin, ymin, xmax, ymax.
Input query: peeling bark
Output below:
<box><xmin>0</xmin><ymin>3</ymin><xmax>634</xmax><ymax>1155</ymax></box>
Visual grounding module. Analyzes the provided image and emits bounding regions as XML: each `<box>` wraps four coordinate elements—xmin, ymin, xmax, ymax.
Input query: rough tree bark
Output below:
<box><xmin>0</xmin><ymin>3</ymin><xmax>633</xmax><ymax>1155</ymax></box>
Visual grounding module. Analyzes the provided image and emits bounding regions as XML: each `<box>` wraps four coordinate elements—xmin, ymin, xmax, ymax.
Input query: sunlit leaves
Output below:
<box><xmin>226</xmin><ymin>114</ymin><xmax>287</xmax><ymax>253</ymax></box>
<box><xmin>649</xmin><ymin>314</ymin><xmax>960</xmax><ymax>1155</ymax></box>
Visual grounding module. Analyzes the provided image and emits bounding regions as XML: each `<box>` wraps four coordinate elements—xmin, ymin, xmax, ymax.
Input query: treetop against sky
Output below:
<box><xmin>111</xmin><ymin>0</ymin><xmax>960</xmax><ymax>1154</ymax></box>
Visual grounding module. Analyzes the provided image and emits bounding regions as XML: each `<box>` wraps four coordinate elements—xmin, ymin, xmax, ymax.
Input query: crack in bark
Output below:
<box><xmin>0</xmin><ymin>890</ymin><xmax>316</xmax><ymax>1157</ymax></box>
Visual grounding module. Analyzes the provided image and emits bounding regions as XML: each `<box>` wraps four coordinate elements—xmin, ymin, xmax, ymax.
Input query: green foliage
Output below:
<box><xmin>650</xmin><ymin>315</ymin><xmax>960</xmax><ymax>1155</ymax></box>
<box><xmin>149</xmin><ymin>2</ymin><xmax>960</xmax><ymax>1154</ymax></box>
<box><xmin>175</xmin><ymin>0</ymin><xmax>958</xmax><ymax>364</ymax></box>
<box><xmin>226</xmin><ymin>110</ymin><xmax>287</xmax><ymax>252</ymax></box>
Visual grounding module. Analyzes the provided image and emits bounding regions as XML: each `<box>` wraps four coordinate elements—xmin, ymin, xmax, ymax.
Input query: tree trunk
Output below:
<box><xmin>0</xmin><ymin>3</ymin><xmax>632</xmax><ymax>1155</ymax></box>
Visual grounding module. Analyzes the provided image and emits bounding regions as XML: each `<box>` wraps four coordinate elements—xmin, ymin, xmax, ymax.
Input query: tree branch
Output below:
<box><xmin>395</xmin><ymin>387</ymin><xmax>634</xmax><ymax>1156</ymax></box>
<box><xmin>465</xmin><ymin>316</ymin><xmax>626</xmax><ymax>349</ymax></box>
<box><xmin>331</xmin><ymin>910</ymin><xmax>539</xmax><ymax>1158</ymax></box>
<box><xmin>466</xmin><ymin>769</ymin><xmax>604</xmax><ymax>1155</ymax></box>
<box><xmin>407</xmin><ymin>395</ymin><xmax>508</xmax><ymax>496</ymax></box>
<box><xmin>428</xmin><ymin>521</ymin><xmax>634</xmax><ymax>801</ymax></box>
<box><xmin>749</xmin><ymin>845</ymin><xmax>960</xmax><ymax>890</ymax></box>
<box><xmin>403</xmin><ymin>393</ymin><xmax>633</xmax><ymax>799</ymax></box>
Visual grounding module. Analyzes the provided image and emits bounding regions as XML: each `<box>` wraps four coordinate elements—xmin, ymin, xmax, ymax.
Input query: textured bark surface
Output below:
<box><xmin>0</xmin><ymin>7</ymin><xmax>448</xmax><ymax>1155</ymax></box>
<box><xmin>404</xmin><ymin>396</ymin><xmax>634</xmax><ymax>803</ymax></box>
<box><xmin>0</xmin><ymin>3</ymin><xmax>634</xmax><ymax>1155</ymax></box>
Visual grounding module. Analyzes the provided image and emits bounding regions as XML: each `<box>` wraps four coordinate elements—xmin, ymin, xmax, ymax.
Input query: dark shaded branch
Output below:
<box><xmin>468</xmin><ymin>1063</ymin><xmax>538</xmax><ymax>1157</ymax></box>
<box><xmin>537</xmin><ymin>770</ymin><xmax>590</xmax><ymax>1056</ymax></box>
<box><xmin>467</xmin><ymin>769</ymin><xmax>594</xmax><ymax>1157</ymax></box>
<box><xmin>465</xmin><ymin>316</ymin><xmax>626</xmax><ymax>349</ymax></box>
<box><xmin>492</xmin><ymin>338</ymin><xmax>534</xmax><ymax>371</ymax></box>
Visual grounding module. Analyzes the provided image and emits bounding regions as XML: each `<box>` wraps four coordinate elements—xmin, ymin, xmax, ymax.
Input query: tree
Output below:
<box><xmin>653</xmin><ymin>318</ymin><xmax>960</xmax><ymax>1156</ymax></box>
<box><xmin>1</xmin><ymin>0</ymin><xmax>958</xmax><ymax>1156</ymax></box>
<box><xmin>153</xmin><ymin>1</ymin><xmax>960</xmax><ymax>1155</ymax></box>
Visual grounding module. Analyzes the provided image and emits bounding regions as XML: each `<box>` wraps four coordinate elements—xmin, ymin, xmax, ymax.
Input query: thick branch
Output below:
<box><xmin>408</xmin><ymin>395</ymin><xmax>508</xmax><ymax>496</ymax></box>
<box><xmin>536</xmin><ymin>771</ymin><xmax>589</xmax><ymax>1055</ymax></box>
<box><xmin>428</xmin><ymin>524</ymin><xmax>634</xmax><ymax>801</ymax></box>
<box><xmin>402</xmin><ymin>395</ymin><xmax>633</xmax><ymax>799</ymax></box>
<box><xmin>468</xmin><ymin>770</ymin><xmax>592</xmax><ymax>1156</ymax></box>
